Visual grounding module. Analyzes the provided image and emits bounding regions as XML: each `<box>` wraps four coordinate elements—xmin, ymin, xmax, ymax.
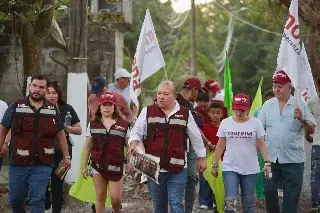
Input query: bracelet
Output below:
<box><xmin>63</xmin><ymin>156</ymin><xmax>71</xmax><ymax>159</ymax></box>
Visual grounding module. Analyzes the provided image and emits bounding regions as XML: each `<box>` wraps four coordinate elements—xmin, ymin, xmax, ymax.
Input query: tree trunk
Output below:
<box><xmin>306</xmin><ymin>25</ymin><xmax>320</xmax><ymax>89</ymax></box>
<box><xmin>21</xmin><ymin>22</ymin><xmax>43</xmax><ymax>77</ymax></box>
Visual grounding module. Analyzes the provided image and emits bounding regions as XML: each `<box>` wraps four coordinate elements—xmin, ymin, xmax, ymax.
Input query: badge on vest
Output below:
<box><xmin>17</xmin><ymin>104</ymin><xmax>29</xmax><ymax>108</ymax></box>
<box><xmin>114</xmin><ymin>125</ymin><xmax>125</xmax><ymax>131</ymax></box>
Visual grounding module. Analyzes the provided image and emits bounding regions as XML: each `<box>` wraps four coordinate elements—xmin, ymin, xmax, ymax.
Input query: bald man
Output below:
<box><xmin>128</xmin><ymin>81</ymin><xmax>207</xmax><ymax>213</ymax></box>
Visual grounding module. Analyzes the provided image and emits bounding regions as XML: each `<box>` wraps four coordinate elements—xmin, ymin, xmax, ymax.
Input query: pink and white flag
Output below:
<box><xmin>276</xmin><ymin>0</ymin><xmax>316</xmax><ymax>102</ymax></box>
<box><xmin>130</xmin><ymin>9</ymin><xmax>166</xmax><ymax>107</ymax></box>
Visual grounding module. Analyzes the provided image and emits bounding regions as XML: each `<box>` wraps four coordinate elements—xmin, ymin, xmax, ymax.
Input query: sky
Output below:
<box><xmin>159</xmin><ymin>0</ymin><xmax>214</xmax><ymax>13</ymax></box>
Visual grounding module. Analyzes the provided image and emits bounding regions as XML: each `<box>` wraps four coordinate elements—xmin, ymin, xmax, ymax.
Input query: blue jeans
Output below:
<box><xmin>9</xmin><ymin>165</ymin><xmax>52</xmax><ymax>213</ymax></box>
<box><xmin>199</xmin><ymin>172</ymin><xmax>214</xmax><ymax>207</ymax></box>
<box><xmin>311</xmin><ymin>146</ymin><xmax>320</xmax><ymax>203</ymax></box>
<box><xmin>264</xmin><ymin>161</ymin><xmax>304</xmax><ymax>213</ymax></box>
<box><xmin>223</xmin><ymin>171</ymin><xmax>258</xmax><ymax>213</ymax></box>
<box><xmin>185</xmin><ymin>147</ymin><xmax>198</xmax><ymax>213</ymax></box>
<box><xmin>147</xmin><ymin>169</ymin><xmax>187</xmax><ymax>213</ymax></box>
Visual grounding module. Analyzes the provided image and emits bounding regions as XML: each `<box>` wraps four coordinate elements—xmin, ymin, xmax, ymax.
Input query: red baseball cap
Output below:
<box><xmin>99</xmin><ymin>92</ymin><xmax>116</xmax><ymax>104</ymax></box>
<box><xmin>204</xmin><ymin>79</ymin><xmax>220</xmax><ymax>93</ymax></box>
<box><xmin>183</xmin><ymin>77</ymin><xmax>201</xmax><ymax>89</ymax></box>
<box><xmin>273</xmin><ymin>70</ymin><xmax>291</xmax><ymax>84</ymax></box>
<box><xmin>232</xmin><ymin>94</ymin><xmax>251</xmax><ymax>111</ymax></box>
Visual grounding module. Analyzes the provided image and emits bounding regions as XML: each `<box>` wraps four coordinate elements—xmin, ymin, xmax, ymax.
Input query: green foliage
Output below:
<box><xmin>124</xmin><ymin>0</ymin><xmax>310</xmax><ymax>99</ymax></box>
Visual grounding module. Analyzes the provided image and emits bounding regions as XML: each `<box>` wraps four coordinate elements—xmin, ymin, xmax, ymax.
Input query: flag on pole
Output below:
<box><xmin>275</xmin><ymin>0</ymin><xmax>315</xmax><ymax>101</ymax></box>
<box><xmin>224</xmin><ymin>54</ymin><xmax>233</xmax><ymax>117</ymax></box>
<box><xmin>130</xmin><ymin>9</ymin><xmax>166</xmax><ymax>107</ymax></box>
<box><xmin>249</xmin><ymin>78</ymin><xmax>263</xmax><ymax>115</ymax></box>
<box><xmin>300</xmin><ymin>42</ymin><xmax>317</xmax><ymax>102</ymax></box>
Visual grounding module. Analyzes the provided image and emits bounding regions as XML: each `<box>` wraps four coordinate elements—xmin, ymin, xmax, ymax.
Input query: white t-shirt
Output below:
<box><xmin>217</xmin><ymin>117</ymin><xmax>266</xmax><ymax>175</ymax></box>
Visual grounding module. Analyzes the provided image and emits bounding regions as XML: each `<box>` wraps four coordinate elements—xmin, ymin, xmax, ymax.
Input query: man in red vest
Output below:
<box><xmin>129</xmin><ymin>81</ymin><xmax>207</xmax><ymax>213</ymax></box>
<box><xmin>0</xmin><ymin>75</ymin><xmax>71</xmax><ymax>213</ymax></box>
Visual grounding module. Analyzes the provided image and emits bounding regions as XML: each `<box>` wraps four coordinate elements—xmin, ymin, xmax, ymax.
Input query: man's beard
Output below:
<box><xmin>29</xmin><ymin>92</ymin><xmax>43</xmax><ymax>102</ymax></box>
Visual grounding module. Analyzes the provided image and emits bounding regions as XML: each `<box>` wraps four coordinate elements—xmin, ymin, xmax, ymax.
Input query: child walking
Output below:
<box><xmin>200</xmin><ymin>102</ymin><xmax>224</xmax><ymax>210</ymax></box>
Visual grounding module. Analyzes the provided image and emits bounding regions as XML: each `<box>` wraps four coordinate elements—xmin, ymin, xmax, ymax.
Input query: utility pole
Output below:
<box><xmin>65</xmin><ymin>0</ymin><xmax>88</xmax><ymax>183</ymax></box>
<box><xmin>191</xmin><ymin>0</ymin><xmax>197</xmax><ymax>76</ymax></box>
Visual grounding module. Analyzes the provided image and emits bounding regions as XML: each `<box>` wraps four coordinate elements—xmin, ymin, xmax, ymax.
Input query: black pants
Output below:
<box><xmin>264</xmin><ymin>161</ymin><xmax>304</xmax><ymax>213</ymax></box>
<box><xmin>45</xmin><ymin>147</ymin><xmax>72</xmax><ymax>213</ymax></box>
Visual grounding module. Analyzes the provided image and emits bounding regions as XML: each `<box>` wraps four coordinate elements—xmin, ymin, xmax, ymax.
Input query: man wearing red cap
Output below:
<box><xmin>176</xmin><ymin>77</ymin><xmax>206</xmax><ymax>213</ymax></box>
<box><xmin>258</xmin><ymin>70</ymin><xmax>316</xmax><ymax>213</ymax></box>
<box><xmin>204</xmin><ymin>79</ymin><xmax>224</xmax><ymax>101</ymax></box>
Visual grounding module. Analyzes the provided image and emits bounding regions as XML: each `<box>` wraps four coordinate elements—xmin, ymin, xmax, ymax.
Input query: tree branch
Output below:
<box><xmin>50</xmin><ymin>16</ymin><xmax>68</xmax><ymax>52</ymax></box>
<box><xmin>49</xmin><ymin>51</ymin><xmax>68</xmax><ymax>69</ymax></box>
<box><xmin>35</xmin><ymin>0</ymin><xmax>54</xmax><ymax>38</ymax></box>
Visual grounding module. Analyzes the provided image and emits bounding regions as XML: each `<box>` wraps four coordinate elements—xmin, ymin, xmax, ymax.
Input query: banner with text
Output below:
<box><xmin>276</xmin><ymin>0</ymin><xmax>316</xmax><ymax>101</ymax></box>
<box><xmin>130</xmin><ymin>9</ymin><xmax>166</xmax><ymax>107</ymax></box>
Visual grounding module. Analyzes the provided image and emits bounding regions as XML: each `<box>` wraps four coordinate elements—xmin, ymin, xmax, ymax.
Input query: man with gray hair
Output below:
<box><xmin>128</xmin><ymin>81</ymin><xmax>207</xmax><ymax>213</ymax></box>
<box><xmin>258</xmin><ymin>70</ymin><xmax>316</xmax><ymax>213</ymax></box>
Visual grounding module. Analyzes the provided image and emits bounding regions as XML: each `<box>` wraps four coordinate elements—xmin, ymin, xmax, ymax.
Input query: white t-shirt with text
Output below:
<box><xmin>217</xmin><ymin>117</ymin><xmax>266</xmax><ymax>175</ymax></box>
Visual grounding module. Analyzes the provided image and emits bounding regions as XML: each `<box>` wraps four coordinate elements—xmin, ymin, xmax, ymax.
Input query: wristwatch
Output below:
<box><xmin>63</xmin><ymin>156</ymin><xmax>71</xmax><ymax>159</ymax></box>
<box><xmin>212</xmin><ymin>162</ymin><xmax>219</xmax><ymax>168</ymax></box>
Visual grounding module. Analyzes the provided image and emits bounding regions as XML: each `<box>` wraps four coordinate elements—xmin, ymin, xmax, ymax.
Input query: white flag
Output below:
<box><xmin>130</xmin><ymin>9</ymin><xmax>166</xmax><ymax>107</ymax></box>
<box><xmin>299</xmin><ymin>42</ymin><xmax>317</xmax><ymax>102</ymax></box>
<box><xmin>276</xmin><ymin>0</ymin><xmax>304</xmax><ymax>99</ymax></box>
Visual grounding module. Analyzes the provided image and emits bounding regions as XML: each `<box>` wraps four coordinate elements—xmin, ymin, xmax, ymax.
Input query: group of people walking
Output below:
<box><xmin>0</xmin><ymin>67</ymin><xmax>319</xmax><ymax>213</ymax></box>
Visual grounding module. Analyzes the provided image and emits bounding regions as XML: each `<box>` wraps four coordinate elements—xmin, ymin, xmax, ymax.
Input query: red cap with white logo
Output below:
<box><xmin>204</xmin><ymin>79</ymin><xmax>220</xmax><ymax>93</ymax></box>
<box><xmin>273</xmin><ymin>70</ymin><xmax>291</xmax><ymax>84</ymax></box>
<box><xmin>232</xmin><ymin>94</ymin><xmax>251</xmax><ymax>111</ymax></box>
<box><xmin>99</xmin><ymin>92</ymin><xmax>116</xmax><ymax>104</ymax></box>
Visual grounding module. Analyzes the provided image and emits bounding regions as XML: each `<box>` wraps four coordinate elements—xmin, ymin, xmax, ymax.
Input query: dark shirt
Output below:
<box><xmin>176</xmin><ymin>93</ymin><xmax>204</xmax><ymax>129</ymax></box>
<box><xmin>58</xmin><ymin>104</ymin><xmax>80</xmax><ymax>129</ymax></box>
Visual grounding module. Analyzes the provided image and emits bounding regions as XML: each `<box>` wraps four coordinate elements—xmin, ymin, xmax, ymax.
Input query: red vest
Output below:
<box><xmin>90</xmin><ymin>119</ymin><xmax>129</xmax><ymax>181</ymax></box>
<box><xmin>12</xmin><ymin>98</ymin><xmax>58</xmax><ymax>165</ymax></box>
<box><xmin>143</xmin><ymin>104</ymin><xmax>189</xmax><ymax>172</ymax></box>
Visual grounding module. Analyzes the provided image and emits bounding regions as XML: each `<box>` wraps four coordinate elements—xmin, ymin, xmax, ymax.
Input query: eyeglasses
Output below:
<box><xmin>48</xmin><ymin>81</ymin><xmax>60</xmax><ymax>87</ymax></box>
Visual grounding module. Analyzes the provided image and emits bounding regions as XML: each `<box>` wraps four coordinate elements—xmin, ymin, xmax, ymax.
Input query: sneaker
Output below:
<box><xmin>310</xmin><ymin>201</ymin><xmax>320</xmax><ymax>213</ymax></box>
<box><xmin>200</xmin><ymin>205</ymin><xmax>209</xmax><ymax>209</ymax></box>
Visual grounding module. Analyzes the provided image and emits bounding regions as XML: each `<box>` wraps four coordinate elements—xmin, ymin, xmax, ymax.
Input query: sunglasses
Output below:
<box><xmin>48</xmin><ymin>81</ymin><xmax>60</xmax><ymax>87</ymax></box>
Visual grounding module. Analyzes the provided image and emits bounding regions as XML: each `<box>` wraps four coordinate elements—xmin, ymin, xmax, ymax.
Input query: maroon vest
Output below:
<box><xmin>12</xmin><ymin>98</ymin><xmax>58</xmax><ymax>165</ymax></box>
<box><xmin>143</xmin><ymin>104</ymin><xmax>189</xmax><ymax>172</ymax></box>
<box><xmin>90</xmin><ymin>119</ymin><xmax>129</xmax><ymax>181</ymax></box>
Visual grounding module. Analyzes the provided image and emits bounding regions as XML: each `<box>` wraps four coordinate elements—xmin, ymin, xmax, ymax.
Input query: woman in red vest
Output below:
<box><xmin>82</xmin><ymin>91</ymin><xmax>132</xmax><ymax>213</ymax></box>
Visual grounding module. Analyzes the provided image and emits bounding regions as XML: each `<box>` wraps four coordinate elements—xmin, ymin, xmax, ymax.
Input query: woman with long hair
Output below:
<box><xmin>211</xmin><ymin>94</ymin><xmax>271</xmax><ymax>213</ymax></box>
<box><xmin>44</xmin><ymin>81</ymin><xmax>82</xmax><ymax>212</ymax></box>
<box><xmin>82</xmin><ymin>91</ymin><xmax>132</xmax><ymax>213</ymax></box>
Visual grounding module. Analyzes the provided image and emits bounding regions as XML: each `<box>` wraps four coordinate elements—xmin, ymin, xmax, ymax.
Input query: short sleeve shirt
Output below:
<box><xmin>258</xmin><ymin>96</ymin><xmax>316</xmax><ymax>163</ymax></box>
<box><xmin>1</xmin><ymin>99</ymin><xmax>64</xmax><ymax>131</ymax></box>
<box><xmin>217</xmin><ymin>117</ymin><xmax>266</xmax><ymax>175</ymax></box>
<box><xmin>108</xmin><ymin>83</ymin><xmax>131</xmax><ymax>105</ymax></box>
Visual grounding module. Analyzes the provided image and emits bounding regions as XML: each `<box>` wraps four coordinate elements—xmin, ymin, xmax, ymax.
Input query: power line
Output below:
<box><xmin>213</xmin><ymin>1</ymin><xmax>283</xmax><ymax>36</ymax></box>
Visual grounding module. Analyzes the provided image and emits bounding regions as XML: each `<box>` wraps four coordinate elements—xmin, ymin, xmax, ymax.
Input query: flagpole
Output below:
<box><xmin>163</xmin><ymin>66</ymin><xmax>169</xmax><ymax>80</ymax></box>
